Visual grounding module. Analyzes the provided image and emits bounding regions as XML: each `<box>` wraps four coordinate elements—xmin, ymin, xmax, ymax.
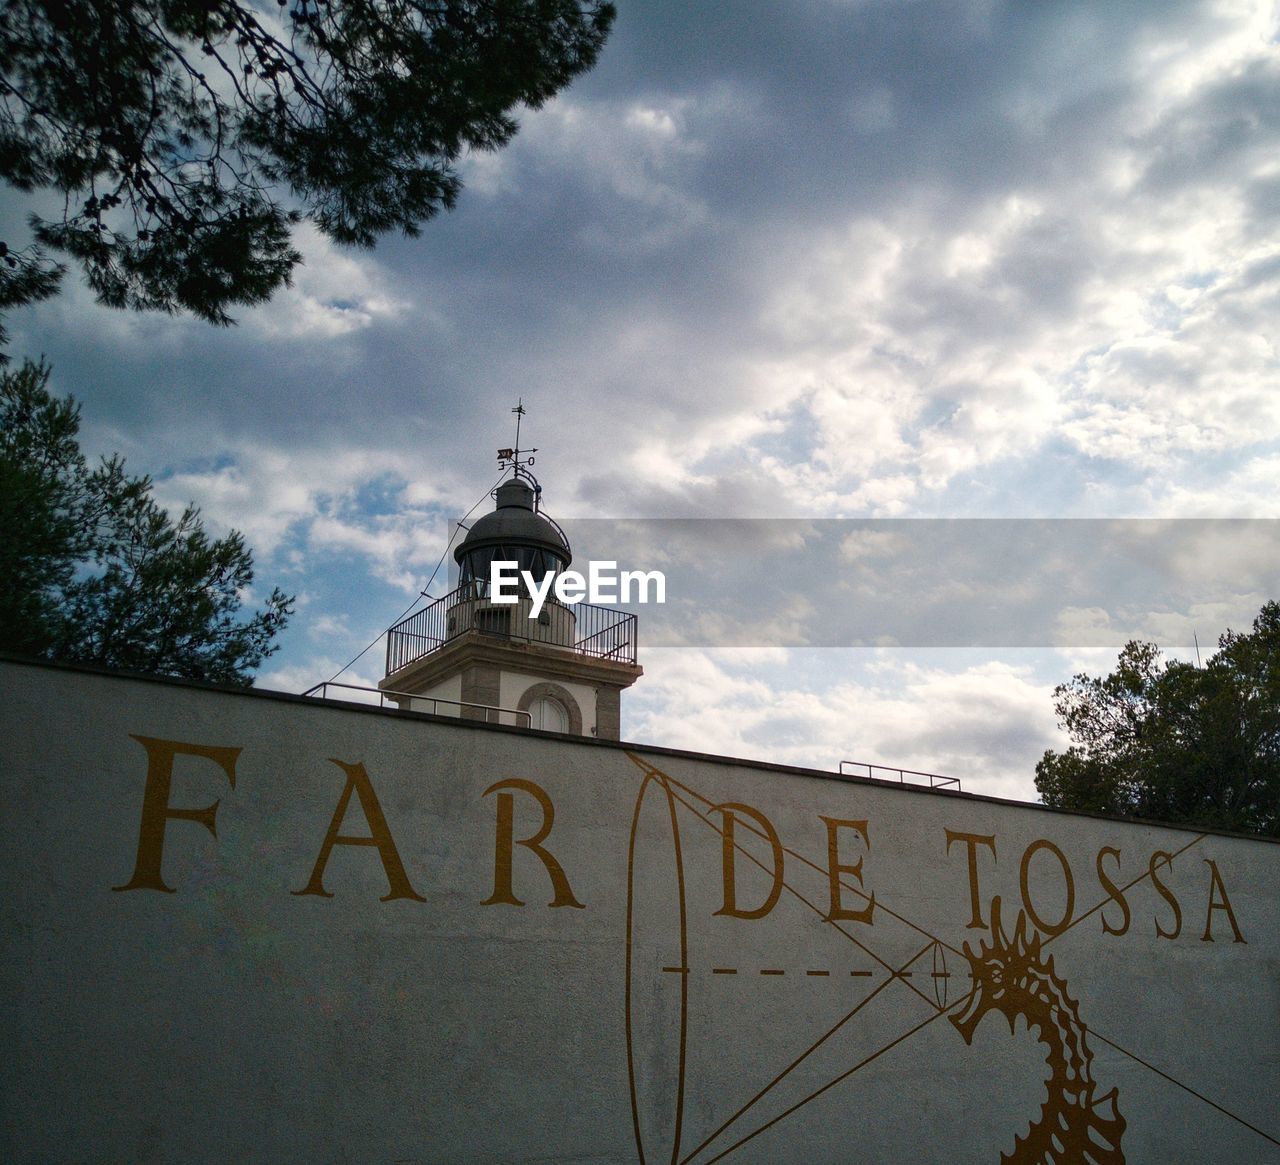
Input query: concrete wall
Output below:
<box><xmin>1</xmin><ymin>658</ymin><xmax>1277</xmax><ymax>1163</ymax></box>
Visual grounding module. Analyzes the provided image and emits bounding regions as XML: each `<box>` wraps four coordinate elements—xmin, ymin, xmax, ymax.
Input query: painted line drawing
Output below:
<box><xmin>622</xmin><ymin>751</ymin><xmax>1279</xmax><ymax>1164</ymax></box>
<box><xmin>951</xmin><ymin>896</ymin><xmax>1125</xmax><ymax>1163</ymax></box>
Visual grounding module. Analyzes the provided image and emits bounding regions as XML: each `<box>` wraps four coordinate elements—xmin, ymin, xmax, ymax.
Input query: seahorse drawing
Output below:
<box><xmin>950</xmin><ymin>896</ymin><xmax>1127</xmax><ymax>1165</ymax></box>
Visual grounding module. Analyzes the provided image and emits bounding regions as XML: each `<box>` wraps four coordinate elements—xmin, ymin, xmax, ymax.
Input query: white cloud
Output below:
<box><xmin>258</xmin><ymin>659</ymin><xmax>385</xmax><ymax>700</ymax></box>
<box><xmin>241</xmin><ymin>224</ymin><xmax>410</xmax><ymax>340</ymax></box>
<box><xmin>516</xmin><ymin>94</ymin><xmax>713</xmax><ymax>252</ymax></box>
<box><xmin>16</xmin><ymin>0</ymin><xmax>1280</xmax><ymax>811</ymax></box>
<box><xmin>626</xmin><ymin>650</ymin><xmax>1061</xmax><ymax>802</ymax></box>
<box><xmin>308</xmin><ymin>613</ymin><xmax>352</xmax><ymax>640</ymax></box>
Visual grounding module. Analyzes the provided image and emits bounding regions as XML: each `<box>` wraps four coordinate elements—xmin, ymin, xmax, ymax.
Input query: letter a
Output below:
<box><xmin>293</xmin><ymin>760</ymin><xmax>425</xmax><ymax>902</ymax></box>
<box><xmin>1201</xmin><ymin>859</ymin><xmax>1246</xmax><ymax>943</ymax></box>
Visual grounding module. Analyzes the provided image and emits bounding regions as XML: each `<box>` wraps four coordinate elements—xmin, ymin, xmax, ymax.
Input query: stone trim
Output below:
<box><xmin>459</xmin><ymin>663</ymin><xmax>502</xmax><ymax>722</ymax></box>
<box><xmin>595</xmin><ymin>686</ymin><xmax>622</xmax><ymax>741</ymax></box>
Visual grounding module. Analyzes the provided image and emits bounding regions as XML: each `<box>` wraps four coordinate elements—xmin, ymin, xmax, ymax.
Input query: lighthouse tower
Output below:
<box><xmin>379</xmin><ymin>426</ymin><xmax>642</xmax><ymax>738</ymax></box>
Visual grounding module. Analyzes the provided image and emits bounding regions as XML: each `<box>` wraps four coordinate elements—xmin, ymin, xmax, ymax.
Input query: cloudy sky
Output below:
<box><xmin>8</xmin><ymin>0</ymin><xmax>1280</xmax><ymax>800</ymax></box>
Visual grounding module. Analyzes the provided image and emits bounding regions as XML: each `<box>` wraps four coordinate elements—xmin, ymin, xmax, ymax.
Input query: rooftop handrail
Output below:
<box><xmin>302</xmin><ymin>681</ymin><xmax>532</xmax><ymax>728</ymax></box>
<box><xmin>839</xmin><ymin>760</ymin><xmax>962</xmax><ymax>791</ymax></box>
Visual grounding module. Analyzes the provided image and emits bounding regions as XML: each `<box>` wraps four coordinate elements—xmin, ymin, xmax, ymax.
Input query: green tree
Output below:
<box><xmin>0</xmin><ymin>0</ymin><xmax>615</xmax><ymax>348</ymax></box>
<box><xmin>1036</xmin><ymin>604</ymin><xmax>1280</xmax><ymax>836</ymax></box>
<box><xmin>0</xmin><ymin>359</ymin><xmax>293</xmax><ymax>683</ymax></box>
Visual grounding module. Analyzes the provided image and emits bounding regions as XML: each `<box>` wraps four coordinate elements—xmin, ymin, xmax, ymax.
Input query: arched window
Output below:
<box><xmin>528</xmin><ymin>695</ymin><xmax>569</xmax><ymax>734</ymax></box>
<box><xmin>517</xmin><ymin>682</ymin><xmax>583</xmax><ymax>735</ymax></box>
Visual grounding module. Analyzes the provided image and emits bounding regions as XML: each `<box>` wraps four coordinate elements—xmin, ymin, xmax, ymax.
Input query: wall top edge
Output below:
<box><xmin>3</xmin><ymin>652</ymin><xmax>1275</xmax><ymax>847</ymax></box>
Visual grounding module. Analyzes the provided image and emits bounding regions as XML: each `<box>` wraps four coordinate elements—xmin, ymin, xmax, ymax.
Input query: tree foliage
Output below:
<box><xmin>1036</xmin><ymin>604</ymin><xmax>1280</xmax><ymax>836</ymax></box>
<box><xmin>0</xmin><ymin>0</ymin><xmax>615</xmax><ymax>341</ymax></box>
<box><xmin>0</xmin><ymin>359</ymin><xmax>293</xmax><ymax>683</ymax></box>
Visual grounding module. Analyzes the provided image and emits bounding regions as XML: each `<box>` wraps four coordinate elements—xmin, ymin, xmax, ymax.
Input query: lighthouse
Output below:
<box><xmin>378</xmin><ymin>425</ymin><xmax>642</xmax><ymax>738</ymax></box>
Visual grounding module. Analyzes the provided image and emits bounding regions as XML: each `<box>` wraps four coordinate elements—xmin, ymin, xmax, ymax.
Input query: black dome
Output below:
<box><xmin>454</xmin><ymin>476</ymin><xmax>571</xmax><ymax>589</ymax></box>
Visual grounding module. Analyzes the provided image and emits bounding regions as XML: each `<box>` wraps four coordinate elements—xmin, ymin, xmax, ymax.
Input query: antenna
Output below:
<box><xmin>497</xmin><ymin>398</ymin><xmax>539</xmax><ymax>479</ymax></box>
<box><xmin>1194</xmin><ymin>631</ymin><xmax>1202</xmax><ymax>667</ymax></box>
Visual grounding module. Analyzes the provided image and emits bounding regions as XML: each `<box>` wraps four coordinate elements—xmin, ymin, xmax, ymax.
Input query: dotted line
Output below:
<box><xmin>660</xmin><ymin>966</ymin><xmax>957</xmax><ymax>979</ymax></box>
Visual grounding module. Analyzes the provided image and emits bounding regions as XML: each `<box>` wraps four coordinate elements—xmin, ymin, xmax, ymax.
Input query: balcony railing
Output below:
<box><xmin>385</xmin><ymin>581</ymin><xmax>638</xmax><ymax>676</ymax></box>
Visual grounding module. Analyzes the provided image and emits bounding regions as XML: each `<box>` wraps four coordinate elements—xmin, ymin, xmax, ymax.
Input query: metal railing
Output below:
<box><xmin>839</xmin><ymin>760</ymin><xmax>962</xmax><ymax>791</ymax></box>
<box><xmin>303</xmin><ymin>681</ymin><xmax>532</xmax><ymax>727</ymax></box>
<box><xmin>385</xmin><ymin>581</ymin><xmax>637</xmax><ymax>676</ymax></box>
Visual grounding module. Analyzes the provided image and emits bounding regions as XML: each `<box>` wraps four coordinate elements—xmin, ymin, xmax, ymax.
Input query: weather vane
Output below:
<box><xmin>497</xmin><ymin>398</ymin><xmax>538</xmax><ymax>475</ymax></box>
